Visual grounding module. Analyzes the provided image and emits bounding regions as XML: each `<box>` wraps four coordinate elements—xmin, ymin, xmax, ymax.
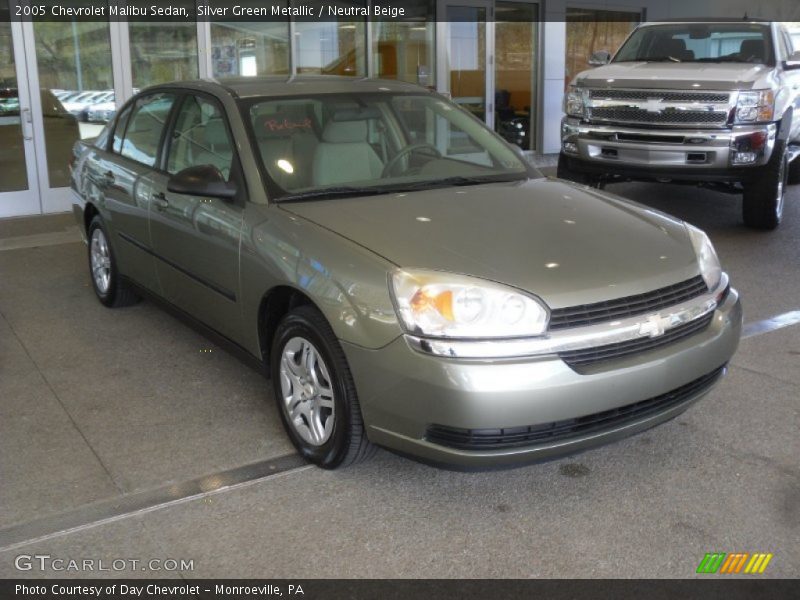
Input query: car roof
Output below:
<box><xmin>147</xmin><ymin>76</ymin><xmax>431</xmax><ymax>100</ymax></box>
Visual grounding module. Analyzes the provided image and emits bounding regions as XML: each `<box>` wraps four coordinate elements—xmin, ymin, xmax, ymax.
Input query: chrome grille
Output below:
<box><xmin>549</xmin><ymin>275</ymin><xmax>709</xmax><ymax>330</ymax></box>
<box><xmin>558</xmin><ymin>313</ymin><xmax>714</xmax><ymax>369</ymax></box>
<box><xmin>590</xmin><ymin>90</ymin><xmax>730</xmax><ymax>103</ymax></box>
<box><xmin>589</xmin><ymin>107</ymin><xmax>728</xmax><ymax>126</ymax></box>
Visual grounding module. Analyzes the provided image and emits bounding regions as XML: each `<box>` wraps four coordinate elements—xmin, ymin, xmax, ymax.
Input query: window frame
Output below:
<box><xmin>108</xmin><ymin>91</ymin><xmax>179</xmax><ymax>171</ymax></box>
<box><xmin>162</xmin><ymin>91</ymin><xmax>237</xmax><ymax>181</ymax></box>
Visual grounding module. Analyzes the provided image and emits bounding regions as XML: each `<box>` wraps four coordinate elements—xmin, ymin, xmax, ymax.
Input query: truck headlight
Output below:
<box><xmin>564</xmin><ymin>86</ymin><xmax>587</xmax><ymax>118</ymax></box>
<box><xmin>685</xmin><ymin>225</ymin><xmax>722</xmax><ymax>291</ymax></box>
<box><xmin>735</xmin><ymin>90</ymin><xmax>774</xmax><ymax>123</ymax></box>
<box><xmin>390</xmin><ymin>269</ymin><xmax>549</xmax><ymax>338</ymax></box>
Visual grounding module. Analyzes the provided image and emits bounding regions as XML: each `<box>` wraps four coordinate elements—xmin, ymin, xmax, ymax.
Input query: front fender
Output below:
<box><xmin>239</xmin><ymin>205</ymin><xmax>404</xmax><ymax>357</ymax></box>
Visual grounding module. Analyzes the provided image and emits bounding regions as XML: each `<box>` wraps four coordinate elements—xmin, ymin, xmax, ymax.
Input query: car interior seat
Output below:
<box><xmin>739</xmin><ymin>39</ymin><xmax>766</xmax><ymax>63</ymax></box>
<box><xmin>312</xmin><ymin>113</ymin><xmax>385</xmax><ymax>187</ymax></box>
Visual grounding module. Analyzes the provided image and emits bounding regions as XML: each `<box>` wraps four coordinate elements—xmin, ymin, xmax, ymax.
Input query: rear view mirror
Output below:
<box><xmin>167</xmin><ymin>165</ymin><xmax>236</xmax><ymax>200</ymax></box>
<box><xmin>588</xmin><ymin>50</ymin><xmax>611</xmax><ymax>66</ymax></box>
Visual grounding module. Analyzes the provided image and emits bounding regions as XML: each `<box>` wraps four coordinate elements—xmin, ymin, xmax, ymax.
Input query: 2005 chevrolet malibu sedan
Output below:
<box><xmin>71</xmin><ymin>77</ymin><xmax>742</xmax><ymax>469</ymax></box>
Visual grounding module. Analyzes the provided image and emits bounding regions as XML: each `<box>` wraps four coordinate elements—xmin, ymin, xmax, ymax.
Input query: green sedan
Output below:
<box><xmin>71</xmin><ymin>77</ymin><xmax>742</xmax><ymax>469</ymax></box>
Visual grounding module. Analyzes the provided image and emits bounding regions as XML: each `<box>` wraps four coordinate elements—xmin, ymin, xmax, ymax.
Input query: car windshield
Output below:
<box><xmin>614</xmin><ymin>23</ymin><xmax>773</xmax><ymax>64</ymax></box>
<box><xmin>243</xmin><ymin>93</ymin><xmax>536</xmax><ymax>201</ymax></box>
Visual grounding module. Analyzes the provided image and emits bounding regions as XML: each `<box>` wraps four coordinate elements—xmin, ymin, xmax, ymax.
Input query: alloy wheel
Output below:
<box><xmin>90</xmin><ymin>228</ymin><xmax>112</xmax><ymax>294</ymax></box>
<box><xmin>279</xmin><ymin>337</ymin><xmax>335</xmax><ymax>446</ymax></box>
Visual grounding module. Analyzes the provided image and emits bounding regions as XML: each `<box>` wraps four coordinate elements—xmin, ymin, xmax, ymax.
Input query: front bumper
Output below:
<box><xmin>343</xmin><ymin>288</ymin><xmax>741</xmax><ymax>468</ymax></box>
<box><xmin>560</xmin><ymin>117</ymin><xmax>777</xmax><ymax>183</ymax></box>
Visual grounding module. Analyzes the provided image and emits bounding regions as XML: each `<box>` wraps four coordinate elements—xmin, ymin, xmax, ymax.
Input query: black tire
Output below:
<box><xmin>788</xmin><ymin>151</ymin><xmax>800</xmax><ymax>185</ymax></box>
<box><xmin>557</xmin><ymin>153</ymin><xmax>603</xmax><ymax>188</ymax></box>
<box><xmin>742</xmin><ymin>140</ymin><xmax>788</xmax><ymax>230</ymax></box>
<box><xmin>87</xmin><ymin>216</ymin><xmax>140</xmax><ymax>307</ymax></box>
<box><xmin>270</xmin><ymin>305</ymin><xmax>376</xmax><ymax>469</ymax></box>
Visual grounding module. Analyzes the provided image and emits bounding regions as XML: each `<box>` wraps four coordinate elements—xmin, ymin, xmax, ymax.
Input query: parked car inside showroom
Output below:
<box><xmin>70</xmin><ymin>77</ymin><xmax>741</xmax><ymax>469</ymax></box>
<box><xmin>559</xmin><ymin>20</ymin><xmax>800</xmax><ymax>230</ymax></box>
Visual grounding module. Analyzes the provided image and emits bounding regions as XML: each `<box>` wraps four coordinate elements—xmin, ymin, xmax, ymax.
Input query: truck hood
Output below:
<box><xmin>575</xmin><ymin>62</ymin><xmax>772</xmax><ymax>91</ymax></box>
<box><xmin>280</xmin><ymin>179</ymin><xmax>702</xmax><ymax>310</ymax></box>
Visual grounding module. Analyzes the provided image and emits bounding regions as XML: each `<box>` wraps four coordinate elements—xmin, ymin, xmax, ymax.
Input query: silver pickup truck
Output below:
<box><xmin>559</xmin><ymin>20</ymin><xmax>800</xmax><ymax>230</ymax></box>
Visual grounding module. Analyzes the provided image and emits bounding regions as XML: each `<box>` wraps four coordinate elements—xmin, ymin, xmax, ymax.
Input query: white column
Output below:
<box><xmin>540</xmin><ymin>0</ymin><xmax>566</xmax><ymax>154</ymax></box>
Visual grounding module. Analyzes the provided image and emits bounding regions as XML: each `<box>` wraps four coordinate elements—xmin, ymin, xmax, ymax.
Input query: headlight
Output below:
<box><xmin>390</xmin><ymin>269</ymin><xmax>549</xmax><ymax>338</ymax></box>
<box><xmin>685</xmin><ymin>225</ymin><xmax>722</xmax><ymax>291</ymax></box>
<box><xmin>735</xmin><ymin>90</ymin><xmax>774</xmax><ymax>123</ymax></box>
<box><xmin>564</xmin><ymin>86</ymin><xmax>587</xmax><ymax>118</ymax></box>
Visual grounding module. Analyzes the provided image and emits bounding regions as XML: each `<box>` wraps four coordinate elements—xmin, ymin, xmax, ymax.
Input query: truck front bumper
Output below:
<box><xmin>560</xmin><ymin>117</ymin><xmax>777</xmax><ymax>183</ymax></box>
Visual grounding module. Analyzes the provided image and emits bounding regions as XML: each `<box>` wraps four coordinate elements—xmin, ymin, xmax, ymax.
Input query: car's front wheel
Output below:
<box><xmin>742</xmin><ymin>140</ymin><xmax>787</xmax><ymax>230</ymax></box>
<box><xmin>87</xmin><ymin>216</ymin><xmax>139</xmax><ymax>307</ymax></box>
<box><xmin>271</xmin><ymin>305</ymin><xmax>375</xmax><ymax>469</ymax></box>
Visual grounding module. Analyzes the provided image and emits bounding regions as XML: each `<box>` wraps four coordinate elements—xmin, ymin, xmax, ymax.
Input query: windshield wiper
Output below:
<box><xmin>397</xmin><ymin>175</ymin><xmax>525</xmax><ymax>191</ymax></box>
<box><xmin>278</xmin><ymin>186</ymin><xmax>392</xmax><ymax>203</ymax></box>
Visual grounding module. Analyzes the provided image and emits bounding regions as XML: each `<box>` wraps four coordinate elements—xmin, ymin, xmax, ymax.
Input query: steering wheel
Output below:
<box><xmin>381</xmin><ymin>143</ymin><xmax>442</xmax><ymax>177</ymax></box>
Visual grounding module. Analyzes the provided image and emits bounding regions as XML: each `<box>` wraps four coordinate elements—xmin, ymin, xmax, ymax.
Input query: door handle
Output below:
<box><xmin>151</xmin><ymin>192</ymin><xmax>169</xmax><ymax>210</ymax></box>
<box><xmin>21</xmin><ymin>108</ymin><xmax>33</xmax><ymax>140</ymax></box>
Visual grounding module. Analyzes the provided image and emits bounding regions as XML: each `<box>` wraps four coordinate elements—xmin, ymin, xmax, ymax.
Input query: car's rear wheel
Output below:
<box><xmin>271</xmin><ymin>305</ymin><xmax>375</xmax><ymax>469</ymax></box>
<box><xmin>742</xmin><ymin>140</ymin><xmax>787</xmax><ymax>230</ymax></box>
<box><xmin>87</xmin><ymin>216</ymin><xmax>139</xmax><ymax>307</ymax></box>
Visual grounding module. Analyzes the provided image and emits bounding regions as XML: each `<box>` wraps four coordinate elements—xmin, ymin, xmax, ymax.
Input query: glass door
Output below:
<box><xmin>437</xmin><ymin>0</ymin><xmax>494</xmax><ymax>130</ymax></box>
<box><xmin>0</xmin><ymin>6</ymin><xmax>41</xmax><ymax>218</ymax></box>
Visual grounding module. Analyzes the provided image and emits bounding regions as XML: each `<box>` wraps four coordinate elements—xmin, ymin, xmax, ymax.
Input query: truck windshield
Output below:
<box><xmin>614</xmin><ymin>23</ymin><xmax>773</xmax><ymax>65</ymax></box>
<box><xmin>242</xmin><ymin>93</ymin><xmax>536</xmax><ymax>202</ymax></box>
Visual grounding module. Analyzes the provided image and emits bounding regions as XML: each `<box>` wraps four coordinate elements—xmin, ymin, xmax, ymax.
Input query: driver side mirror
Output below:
<box><xmin>784</xmin><ymin>50</ymin><xmax>800</xmax><ymax>70</ymax></box>
<box><xmin>588</xmin><ymin>50</ymin><xmax>611</xmax><ymax>66</ymax></box>
<box><xmin>167</xmin><ymin>165</ymin><xmax>237</xmax><ymax>200</ymax></box>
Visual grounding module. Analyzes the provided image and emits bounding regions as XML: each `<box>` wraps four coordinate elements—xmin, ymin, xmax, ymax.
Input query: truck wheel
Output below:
<box><xmin>557</xmin><ymin>153</ymin><xmax>602</xmax><ymax>188</ymax></box>
<box><xmin>742</xmin><ymin>140</ymin><xmax>787</xmax><ymax>230</ymax></box>
<box><xmin>87</xmin><ymin>216</ymin><xmax>140</xmax><ymax>307</ymax></box>
<box><xmin>271</xmin><ymin>305</ymin><xmax>376</xmax><ymax>469</ymax></box>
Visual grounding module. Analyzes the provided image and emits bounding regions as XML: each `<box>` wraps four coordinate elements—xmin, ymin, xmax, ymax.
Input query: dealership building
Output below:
<box><xmin>1</xmin><ymin>0</ymin><xmax>797</xmax><ymax>218</ymax></box>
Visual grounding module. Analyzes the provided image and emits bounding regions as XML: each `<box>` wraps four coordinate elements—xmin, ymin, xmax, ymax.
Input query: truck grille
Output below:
<box><xmin>589</xmin><ymin>106</ymin><xmax>728</xmax><ymax>126</ymax></box>
<box><xmin>558</xmin><ymin>312</ymin><xmax>714</xmax><ymax>369</ymax></box>
<box><xmin>585</xmin><ymin>88</ymin><xmax>732</xmax><ymax>128</ymax></box>
<box><xmin>549</xmin><ymin>275</ymin><xmax>709</xmax><ymax>330</ymax></box>
<box><xmin>590</xmin><ymin>90</ymin><xmax>730</xmax><ymax>103</ymax></box>
<box><xmin>425</xmin><ymin>365</ymin><xmax>725</xmax><ymax>451</ymax></box>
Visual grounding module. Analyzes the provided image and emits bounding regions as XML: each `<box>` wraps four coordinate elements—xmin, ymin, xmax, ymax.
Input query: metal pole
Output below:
<box><xmin>71</xmin><ymin>18</ymin><xmax>83</xmax><ymax>90</ymax></box>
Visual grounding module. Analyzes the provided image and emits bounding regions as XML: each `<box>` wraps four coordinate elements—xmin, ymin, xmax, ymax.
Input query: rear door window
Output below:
<box><xmin>119</xmin><ymin>92</ymin><xmax>176</xmax><ymax>167</ymax></box>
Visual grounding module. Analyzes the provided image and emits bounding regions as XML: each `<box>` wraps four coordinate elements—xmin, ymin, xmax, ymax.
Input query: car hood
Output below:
<box><xmin>280</xmin><ymin>179</ymin><xmax>702</xmax><ymax>309</ymax></box>
<box><xmin>575</xmin><ymin>62</ymin><xmax>772</xmax><ymax>91</ymax></box>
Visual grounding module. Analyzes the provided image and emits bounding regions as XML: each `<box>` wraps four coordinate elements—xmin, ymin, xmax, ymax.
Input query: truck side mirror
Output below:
<box><xmin>784</xmin><ymin>50</ymin><xmax>800</xmax><ymax>70</ymax></box>
<box><xmin>588</xmin><ymin>50</ymin><xmax>611</xmax><ymax>66</ymax></box>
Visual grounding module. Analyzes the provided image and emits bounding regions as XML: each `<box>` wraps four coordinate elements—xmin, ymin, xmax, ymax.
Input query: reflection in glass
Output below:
<box><xmin>566</xmin><ymin>8</ymin><xmax>640</xmax><ymax>88</ymax></box>
<box><xmin>210</xmin><ymin>21</ymin><xmax>290</xmax><ymax>77</ymax></box>
<box><xmin>446</xmin><ymin>7</ymin><xmax>486</xmax><ymax>121</ymax></box>
<box><xmin>372</xmin><ymin>21</ymin><xmax>434</xmax><ymax>86</ymax></box>
<box><xmin>294</xmin><ymin>1</ymin><xmax>366</xmax><ymax>76</ymax></box>
<box><xmin>0</xmin><ymin>3</ymin><xmax>29</xmax><ymax>192</ymax></box>
<box><xmin>34</xmin><ymin>19</ymin><xmax>114</xmax><ymax>187</ymax></box>
<box><xmin>129</xmin><ymin>22</ymin><xmax>199</xmax><ymax>88</ymax></box>
<box><xmin>495</xmin><ymin>2</ymin><xmax>538</xmax><ymax>150</ymax></box>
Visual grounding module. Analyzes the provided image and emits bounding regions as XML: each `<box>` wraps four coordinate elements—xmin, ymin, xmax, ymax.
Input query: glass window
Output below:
<box><xmin>210</xmin><ymin>12</ymin><xmax>290</xmax><ymax>77</ymax></box>
<box><xmin>0</xmin><ymin>2</ymin><xmax>28</xmax><ymax>193</ymax></box>
<box><xmin>33</xmin><ymin>18</ymin><xmax>115</xmax><ymax>187</ymax></box>
<box><xmin>167</xmin><ymin>95</ymin><xmax>234</xmax><ymax>180</ymax></box>
<box><xmin>294</xmin><ymin>1</ymin><xmax>366</xmax><ymax>76</ymax></box>
<box><xmin>372</xmin><ymin>21</ymin><xmax>434</xmax><ymax>86</ymax></box>
<box><xmin>111</xmin><ymin>104</ymin><xmax>132</xmax><ymax>154</ymax></box>
<box><xmin>245</xmin><ymin>93</ymin><xmax>534</xmax><ymax>198</ymax></box>
<box><xmin>119</xmin><ymin>93</ymin><xmax>176</xmax><ymax>167</ymax></box>
<box><xmin>495</xmin><ymin>2</ymin><xmax>538</xmax><ymax>151</ymax></box>
<box><xmin>565</xmin><ymin>8</ymin><xmax>640</xmax><ymax>88</ymax></box>
<box><xmin>129</xmin><ymin>19</ymin><xmax>199</xmax><ymax>88</ymax></box>
<box><xmin>615</xmin><ymin>23</ymin><xmax>775</xmax><ymax>65</ymax></box>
